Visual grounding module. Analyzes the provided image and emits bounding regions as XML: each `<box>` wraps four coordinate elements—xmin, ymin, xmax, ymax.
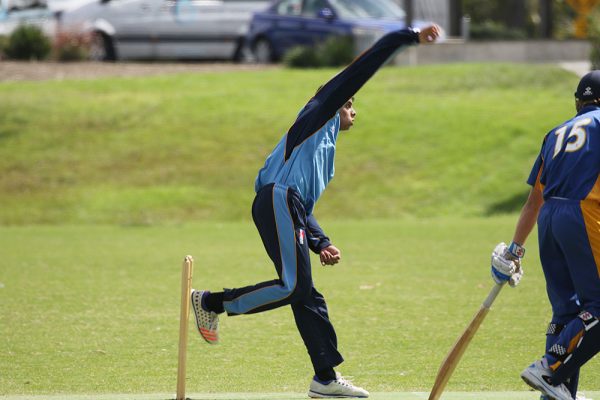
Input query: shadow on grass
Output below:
<box><xmin>0</xmin><ymin>128</ymin><xmax>20</xmax><ymax>141</ymax></box>
<box><xmin>485</xmin><ymin>190</ymin><xmax>529</xmax><ymax>215</ymax></box>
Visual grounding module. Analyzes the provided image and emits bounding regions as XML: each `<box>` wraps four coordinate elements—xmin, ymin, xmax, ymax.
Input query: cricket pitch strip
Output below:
<box><xmin>1</xmin><ymin>392</ymin><xmax>599</xmax><ymax>400</ymax></box>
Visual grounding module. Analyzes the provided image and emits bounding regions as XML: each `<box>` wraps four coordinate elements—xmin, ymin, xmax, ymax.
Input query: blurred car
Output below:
<box><xmin>0</xmin><ymin>0</ymin><xmax>58</xmax><ymax>38</ymax></box>
<box><xmin>5</xmin><ymin>0</ymin><xmax>45</xmax><ymax>10</ymax></box>
<box><xmin>246</xmin><ymin>0</ymin><xmax>429</xmax><ymax>63</ymax></box>
<box><xmin>59</xmin><ymin>0</ymin><xmax>271</xmax><ymax>61</ymax></box>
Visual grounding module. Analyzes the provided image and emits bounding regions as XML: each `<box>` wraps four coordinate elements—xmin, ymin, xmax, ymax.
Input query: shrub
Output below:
<box><xmin>283</xmin><ymin>45</ymin><xmax>322</xmax><ymax>68</ymax></box>
<box><xmin>319</xmin><ymin>35</ymin><xmax>354</xmax><ymax>67</ymax></box>
<box><xmin>469</xmin><ymin>20</ymin><xmax>527</xmax><ymax>40</ymax></box>
<box><xmin>5</xmin><ymin>25</ymin><xmax>51</xmax><ymax>60</ymax></box>
<box><xmin>284</xmin><ymin>35</ymin><xmax>354</xmax><ymax>68</ymax></box>
<box><xmin>53</xmin><ymin>31</ymin><xmax>91</xmax><ymax>62</ymax></box>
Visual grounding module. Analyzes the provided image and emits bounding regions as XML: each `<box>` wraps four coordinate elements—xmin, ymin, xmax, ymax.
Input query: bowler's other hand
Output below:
<box><xmin>419</xmin><ymin>24</ymin><xmax>442</xmax><ymax>44</ymax></box>
<box><xmin>320</xmin><ymin>245</ymin><xmax>341</xmax><ymax>266</ymax></box>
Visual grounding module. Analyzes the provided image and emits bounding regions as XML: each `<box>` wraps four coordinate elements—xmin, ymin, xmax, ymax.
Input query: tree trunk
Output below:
<box><xmin>539</xmin><ymin>0</ymin><xmax>553</xmax><ymax>38</ymax></box>
<box><xmin>449</xmin><ymin>0</ymin><xmax>463</xmax><ymax>37</ymax></box>
<box><xmin>502</xmin><ymin>0</ymin><xmax>527</xmax><ymax>29</ymax></box>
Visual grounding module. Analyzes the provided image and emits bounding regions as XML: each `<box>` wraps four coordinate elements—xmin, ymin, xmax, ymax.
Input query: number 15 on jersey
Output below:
<box><xmin>553</xmin><ymin>118</ymin><xmax>592</xmax><ymax>158</ymax></box>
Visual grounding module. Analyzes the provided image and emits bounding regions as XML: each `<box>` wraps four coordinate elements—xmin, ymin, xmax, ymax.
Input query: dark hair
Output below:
<box><xmin>577</xmin><ymin>99</ymin><xmax>600</xmax><ymax>107</ymax></box>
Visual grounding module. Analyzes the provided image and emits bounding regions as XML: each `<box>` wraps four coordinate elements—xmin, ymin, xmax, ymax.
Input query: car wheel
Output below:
<box><xmin>232</xmin><ymin>37</ymin><xmax>251</xmax><ymax>63</ymax></box>
<box><xmin>253</xmin><ymin>38</ymin><xmax>274</xmax><ymax>63</ymax></box>
<box><xmin>89</xmin><ymin>32</ymin><xmax>116</xmax><ymax>62</ymax></box>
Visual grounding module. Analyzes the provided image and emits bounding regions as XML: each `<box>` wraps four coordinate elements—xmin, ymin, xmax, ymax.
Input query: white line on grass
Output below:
<box><xmin>1</xmin><ymin>393</ymin><xmax>599</xmax><ymax>400</ymax></box>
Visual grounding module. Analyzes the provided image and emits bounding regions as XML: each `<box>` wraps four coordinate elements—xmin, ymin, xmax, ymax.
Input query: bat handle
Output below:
<box><xmin>482</xmin><ymin>283</ymin><xmax>505</xmax><ymax>309</ymax></box>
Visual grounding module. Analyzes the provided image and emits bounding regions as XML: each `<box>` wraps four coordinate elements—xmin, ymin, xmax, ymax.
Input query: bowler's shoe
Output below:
<box><xmin>191</xmin><ymin>289</ymin><xmax>219</xmax><ymax>344</ymax></box>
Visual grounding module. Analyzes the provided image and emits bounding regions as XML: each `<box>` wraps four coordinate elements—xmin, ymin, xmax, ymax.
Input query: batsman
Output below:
<box><xmin>189</xmin><ymin>25</ymin><xmax>441</xmax><ymax>398</ymax></box>
<box><xmin>491</xmin><ymin>71</ymin><xmax>600</xmax><ymax>400</ymax></box>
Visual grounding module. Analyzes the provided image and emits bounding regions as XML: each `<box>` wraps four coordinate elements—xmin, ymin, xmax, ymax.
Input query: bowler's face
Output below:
<box><xmin>339</xmin><ymin>99</ymin><xmax>356</xmax><ymax>131</ymax></box>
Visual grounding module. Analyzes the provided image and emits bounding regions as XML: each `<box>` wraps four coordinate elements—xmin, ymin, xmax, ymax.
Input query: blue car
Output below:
<box><xmin>247</xmin><ymin>0</ymin><xmax>427</xmax><ymax>63</ymax></box>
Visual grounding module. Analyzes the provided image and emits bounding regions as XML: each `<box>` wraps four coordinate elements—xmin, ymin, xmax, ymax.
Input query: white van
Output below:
<box><xmin>60</xmin><ymin>0</ymin><xmax>270</xmax><ymax>61</ymax></box>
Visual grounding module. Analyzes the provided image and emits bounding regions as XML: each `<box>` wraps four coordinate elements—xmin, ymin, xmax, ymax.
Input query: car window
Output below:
<box><xmin>302</xmin><ymin>0</ymin><xmax>328</xmax><ymax>16</ymax></box>
<box><xmin>276</xmin><ymin>0</ymin><xmax>301</xmax><ymax>15</ymax></box>
<box><xmin>328</xmin><ymin>0</ymin><xmax>405</xmax><ymax>19</ymax></box>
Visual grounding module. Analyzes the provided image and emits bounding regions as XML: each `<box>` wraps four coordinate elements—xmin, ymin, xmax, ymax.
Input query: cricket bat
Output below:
<box><xmin>428</xmin><ymin>283</ymin><xmax>505</xmax><ymax>400</ymax></box>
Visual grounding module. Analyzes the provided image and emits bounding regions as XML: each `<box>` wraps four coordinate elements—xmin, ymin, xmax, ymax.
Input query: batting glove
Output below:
<box><xmin>509</xmin><ymin>266</ymin><xmax>524</xmax><ymax>288</ymax></box>
<box><xmin>491</xmin><ymin>242</ymin><xmax>524</xmax><ymax>287</ymax></box>
<box><xmin>505</xmin><ymin>241</ymin><xmax>525</xmax><ymax>287</ymax></box>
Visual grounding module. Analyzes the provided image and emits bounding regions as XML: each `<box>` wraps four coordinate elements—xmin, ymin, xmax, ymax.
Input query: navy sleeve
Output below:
<box><xmin>527</xmin><ymin>153</ymin><xmax>543</xmax><ymax>186</ymax></box>
<box><xmin>306</xmin><ymin>213</ymin><xmax>332</xmax><ymax>254</ymax></box>
<box><xmin>284</xmin><ymin>28</ymin><xmax>420</xmax><ymax>160</ymax></box>
<box><xmin>527</xmin><ymin>137</ymin><xmax>547</xmax><ymax>186</ymax></box>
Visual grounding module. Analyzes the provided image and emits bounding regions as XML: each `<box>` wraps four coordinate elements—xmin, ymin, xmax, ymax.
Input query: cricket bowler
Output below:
<box><xmin>190</xmin><ymin>24</ymin><xmax>441</xmax><ymax>398</ymax></box>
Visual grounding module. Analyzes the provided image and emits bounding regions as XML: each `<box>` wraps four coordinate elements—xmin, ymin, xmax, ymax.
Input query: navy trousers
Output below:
<box><xmin>222</xmin><ymin>183</ymin><xmax>344</xmax><ymax>372</ymax></box>
<box><xmin>538</xmin><ymin>198</ymin><xmax>600</xmax><ymax>389</ymax></box>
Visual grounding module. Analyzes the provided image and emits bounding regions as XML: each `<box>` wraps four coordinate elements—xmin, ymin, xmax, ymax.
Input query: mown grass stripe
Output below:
<box><xmin>1</xmin><ymin>393</ymin><xmax>599</xmax><ymax>400</ymax></box>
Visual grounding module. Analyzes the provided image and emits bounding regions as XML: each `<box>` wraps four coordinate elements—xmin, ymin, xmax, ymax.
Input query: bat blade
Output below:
<box><xmin>428</xmin><ymin>283</ymin><xmax>504</xmax><ymax>400</ymax></box>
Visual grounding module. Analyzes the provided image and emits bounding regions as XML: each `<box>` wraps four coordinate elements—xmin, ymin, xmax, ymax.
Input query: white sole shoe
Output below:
<box><xmin>521</xmin><ymin>360</ymin><xmax>572</xmax><ymax>400</ymax></box>
<box><xmin>308</xmin><ymin>373</ymin><xmax>369</xmax><ymax>398</ymax></box>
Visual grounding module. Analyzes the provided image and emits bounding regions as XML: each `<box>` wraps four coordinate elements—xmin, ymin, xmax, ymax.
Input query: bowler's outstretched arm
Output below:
<box><xmin>283</xmin><ymin>25</ymin><xmax>441</xmax><ymax>160</ymax></box>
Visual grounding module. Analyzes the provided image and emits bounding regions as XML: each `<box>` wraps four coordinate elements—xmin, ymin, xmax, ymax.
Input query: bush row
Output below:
<box><xmin>3</xmin><ymin>23</ymin><xmax>600</xmax><ymax>68</ymax></box>
<box><xmin>0</xmin><ymin>25</ymin><xmax>90</xmax><ymax>61</ymax></box>
<box><xmin>283</xmin><ymin>35</ymin><xmax>354</xmax><ymax>68</ymax></box>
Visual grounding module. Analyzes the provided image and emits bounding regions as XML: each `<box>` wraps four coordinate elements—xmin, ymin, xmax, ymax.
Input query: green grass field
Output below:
<box><xmin>1</xmin><ymin>63</ymin><xmax>599</xmax><ymax>398</ymax></box>
<box><xmin>1</xmin><ymin>219</ymin><xmax>599</xmax><ymax>397</ymax></box>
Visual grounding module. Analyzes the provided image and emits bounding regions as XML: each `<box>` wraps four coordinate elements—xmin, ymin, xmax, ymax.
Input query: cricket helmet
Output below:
<box><xmin>575</xmin><ymin>70</ymin><xmax>600</xmax><ymax>101</ymax></box>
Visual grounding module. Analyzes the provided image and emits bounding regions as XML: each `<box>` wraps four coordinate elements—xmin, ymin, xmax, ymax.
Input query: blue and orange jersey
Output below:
<box><xmin>528</xmin><ymin>105</ymin><xmax>600</xmax><ymax>201</ymax></box>
<box><xmin>255</xmin><ymin>29</ymin><xmax>420</xmax><ymax>214</ymax></box>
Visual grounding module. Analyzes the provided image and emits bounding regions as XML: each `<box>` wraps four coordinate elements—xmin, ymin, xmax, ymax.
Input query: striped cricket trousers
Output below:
<box><xmin>222</xmin><ymin>183</ymin><xmax>344</xmax><ymax>371</ymax></box>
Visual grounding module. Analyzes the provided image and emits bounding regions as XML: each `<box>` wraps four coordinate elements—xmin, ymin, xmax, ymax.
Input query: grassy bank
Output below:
<box><xmin>0</xmin><ymin>64</ymin><xmax>577</xmax><ymax>224</ymax></box>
